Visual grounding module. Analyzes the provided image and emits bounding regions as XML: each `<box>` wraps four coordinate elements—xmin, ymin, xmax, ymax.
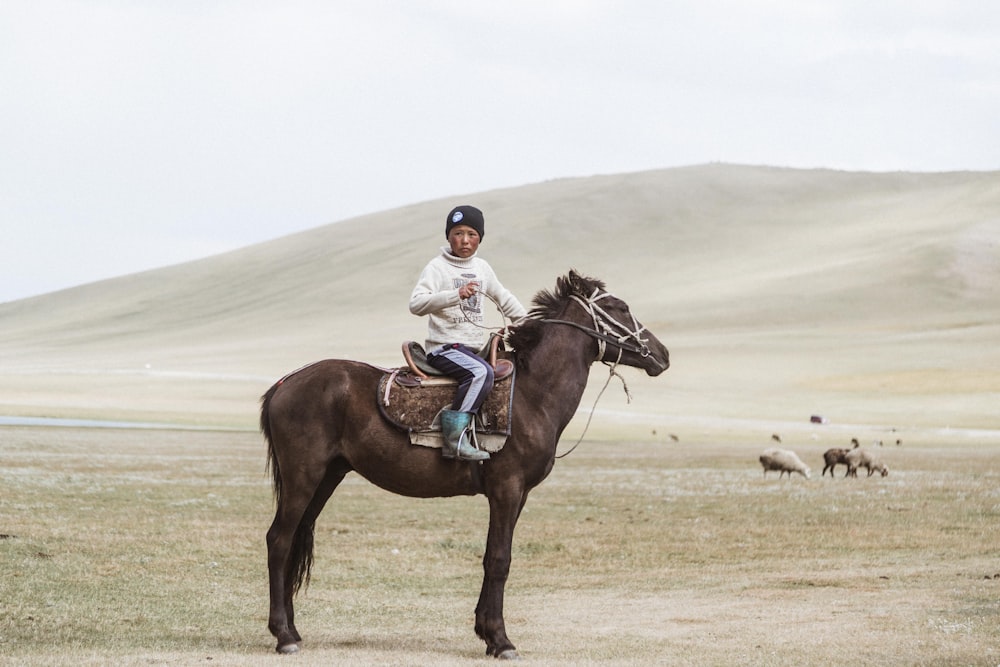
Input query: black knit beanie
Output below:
<box><xmin>445</xmin><ymin>205</ymin><xmax>485</xmax><ymax>241</ymax></box>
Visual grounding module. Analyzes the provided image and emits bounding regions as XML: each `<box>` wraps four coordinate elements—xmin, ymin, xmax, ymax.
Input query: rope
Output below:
<box><xmin>459</xmin><ymin>289</ymin><xmax>513</xmax><ymax>333</ymax></box>
<box><xmin>555</xmin><ymin>347</ymin><xmax>632</xmax><ymax>459</ymax></box>
<box><xmin>382</xmin><ymin>370</ymin><xmax>398</xmax><ymax>406</ymax></box>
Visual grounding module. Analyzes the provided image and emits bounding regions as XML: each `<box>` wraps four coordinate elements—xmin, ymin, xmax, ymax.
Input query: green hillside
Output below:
<box><xmin>1</xmin><ymin>164</ymin><xmax>997</xmax><ymax>431</ymax></box>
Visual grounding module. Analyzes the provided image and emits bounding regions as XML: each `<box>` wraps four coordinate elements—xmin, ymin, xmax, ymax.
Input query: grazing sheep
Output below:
<box><xmin>845</xmin><ymin>448</ymin><xmax>889</xmax><ymax>477</ymax></box>
<box><xmin>823</xmin><ymin>439</ymin><xmax>860</xmax><ymax>478</ymax></box>
<box><xmin>759</xmin><ymin>447</ymin><xmax>811</xmax><ymax>479</ymax></box>
<box><xmin>821</xmin><ymin>448</ymin><xmax>852</xmax><ymax>478</ymax></box>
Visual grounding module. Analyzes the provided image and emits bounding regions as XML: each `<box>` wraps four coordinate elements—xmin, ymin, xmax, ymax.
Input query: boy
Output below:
<box><xmin>409</xmin><ymin>205</ymin><xmax>526</xmax><ymax>461</ymax></box>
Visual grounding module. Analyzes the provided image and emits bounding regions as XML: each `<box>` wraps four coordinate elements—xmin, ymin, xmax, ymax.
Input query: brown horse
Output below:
<box><xmin>260</xmin><ymin>271</ymin><xmax>669</xmax><ymax>658</ymax></box>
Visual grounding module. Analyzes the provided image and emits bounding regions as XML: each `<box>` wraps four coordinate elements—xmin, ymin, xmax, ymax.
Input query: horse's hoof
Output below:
<box><xmin>276</xmin><ymin>642</ymin><xmax>300</xmax><ymax>654</ymax></box>
<box><xmin>497</xmin><ymin>649</ymin><xmax>521</xmax><ymax>660</ymax></box>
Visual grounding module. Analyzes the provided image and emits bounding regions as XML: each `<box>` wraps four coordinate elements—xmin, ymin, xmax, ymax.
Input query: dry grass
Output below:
<box><xmin>1</xmin><ymin>165</ymin><xmax>999</xmax><ymax>664</ymax></box>
<box><xmin>2</xmin><ymin>423</ymin><xmax>999</xmax><ymax>666</ymax></box>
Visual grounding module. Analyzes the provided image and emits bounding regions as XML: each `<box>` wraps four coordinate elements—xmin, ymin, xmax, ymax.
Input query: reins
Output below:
<box><xmin>460</xmin><ymin>290</ymin><xmax>514</xmax><ymax>333</ymax></box>
<box><xmin>554</xmin><ymin>349</ymin><xmax>632</xmax><ymax>459</ymax></box>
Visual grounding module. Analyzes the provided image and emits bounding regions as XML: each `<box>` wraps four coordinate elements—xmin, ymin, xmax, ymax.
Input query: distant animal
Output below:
<box><xmin>845</xmin><ymin>448</ymin><xmax>889</xmax><ymax>477</ymax></box>
<box><xmin>759</xmin><ymin>447</ymin><xmax>811</xmax><ymax>479</ymax></box>
<box><xmin>824</xmin><ymin>438</ymin><xmax>861</xmax><ymax>478</ymax></box>
<box><xmin>771</xmin><ymin>433</ymin><xmax>782</xmax><ymax>443</ymax></box>
<box><xmin>259</xmin><ymin>271</ymin><xmax>669</xmax><ymax>658</ymax></box>
<box><xmin>821</xmin><ymin>448</ymin><xmax>852</xmax><ymax>477</ymax></box>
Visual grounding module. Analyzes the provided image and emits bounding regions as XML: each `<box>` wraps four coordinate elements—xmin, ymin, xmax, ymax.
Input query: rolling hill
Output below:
<box><xmin>1</xmin><ymin>164</ymin><xmax>998</xmax><ymax>432</ymax></box>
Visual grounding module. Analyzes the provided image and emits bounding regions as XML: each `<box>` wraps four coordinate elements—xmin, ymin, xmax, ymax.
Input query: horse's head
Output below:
<box><xmin>562</xmin><ymin>271</ymin><xmax>669</xmax><ymax>376</ymax></box>
<box><xmin>509</xmin><ymin>271</ymin><xmax>670</xmax><ymax>375</ymax></box>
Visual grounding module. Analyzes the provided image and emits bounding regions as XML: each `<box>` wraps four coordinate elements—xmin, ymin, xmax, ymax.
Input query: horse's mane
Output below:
<box><xmin>506</xmin><ymin>271</ymin><xmax>606</xmax><ymax>368</ymax></box>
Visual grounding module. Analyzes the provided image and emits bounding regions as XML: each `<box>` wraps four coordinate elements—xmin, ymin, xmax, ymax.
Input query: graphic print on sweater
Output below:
<box><xmin>455</xmin><ymin>273</ymin><xmax>482</xmax><ymax>324</ymax></box>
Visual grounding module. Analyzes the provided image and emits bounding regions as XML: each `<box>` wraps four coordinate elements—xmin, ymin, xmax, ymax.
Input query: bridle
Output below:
<box><xmin>473</xmin><ymin>286</ymin><xmax>652</xmax><ymax>362</ymax></box>
<box><xmin>469</xmin><ymin>285</ymin><xmax>658</xmax><ymax>458</ymax></box>
<box><xmin>541</xmin><ymin>287</ymin><xmax>652</xmax><ymax>362</ymax></box>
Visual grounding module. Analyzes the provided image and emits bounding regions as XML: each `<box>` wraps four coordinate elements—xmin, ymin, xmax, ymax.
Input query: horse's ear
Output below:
<box><xmin>568</xmin><ymin>269</ymin><xmax>599</xmax><ymax>296</ymax></box>
<box><xmin>567</xmin><ymin>269</ymin><xmax>584</xmax><ymax>293</ymax></box>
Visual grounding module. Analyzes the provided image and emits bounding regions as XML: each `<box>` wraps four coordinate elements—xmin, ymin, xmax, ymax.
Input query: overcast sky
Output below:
<box><xmin>2</xmin><ymin>1</ymin><xmax>998</xmax><ymax>303</ymax></box>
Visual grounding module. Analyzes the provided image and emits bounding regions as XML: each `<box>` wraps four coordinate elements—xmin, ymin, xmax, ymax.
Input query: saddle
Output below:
<box><xmin>377</xmin><ymin>336</ymin><xmax>515</xmax><ymax>453</ymax></box>
<box><xmin>398</xmin><ymin>334</ymin><xmax>513</xmax><ymax>384</ymax></box>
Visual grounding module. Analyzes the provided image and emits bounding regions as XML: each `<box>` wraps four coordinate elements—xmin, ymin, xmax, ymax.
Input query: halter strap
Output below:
<box><xmin>540</xmin><ymin>287</ymin><xmax>651</xmax><ymax>361</ymax></box>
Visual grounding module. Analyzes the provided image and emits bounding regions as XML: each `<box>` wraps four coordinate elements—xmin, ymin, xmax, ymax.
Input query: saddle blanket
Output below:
<box><xmin>377</xmin><ymin>369</ymin><xmax>515</xmax><ymax>453</ymax></box>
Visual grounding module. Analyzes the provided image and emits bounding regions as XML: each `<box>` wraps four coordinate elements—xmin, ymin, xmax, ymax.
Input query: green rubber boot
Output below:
<box><xmin>439</xmin><ymin>409</ymin><xmax>489</xmax><ymax>462</ymax></box>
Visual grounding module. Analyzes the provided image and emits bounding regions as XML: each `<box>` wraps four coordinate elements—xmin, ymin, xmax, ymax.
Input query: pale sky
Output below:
<box><xmin>2</xmin><ymin>1</ymin><xmax>998</xmax><ymax>303</ymax></box>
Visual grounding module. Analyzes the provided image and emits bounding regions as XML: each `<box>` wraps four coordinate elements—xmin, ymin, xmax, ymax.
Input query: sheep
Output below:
<box><xmin>821</xmin><ymin>448</ymin><xmax>852</xmax><ymax>478</ymax></box>
<box><xmin>822</xmin><ymin>439</ymin><xmax>860</xmax><ymax>478</ymax></box>
<box><xmin>845</xmin><ymin>448</ymin><xmax>889</xmax><ymax>478</ymax></box>
<box><xmin>759</xmin><ymin>447</ymin><xmax>811</xmax><ymax>479</ymax></box>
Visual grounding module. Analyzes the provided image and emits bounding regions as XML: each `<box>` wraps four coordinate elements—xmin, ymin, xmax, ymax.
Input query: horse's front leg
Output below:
<box><xmin>475</xmin><ymin>487</ymin><xmax>527</xmax><ymax>659</ymax></box>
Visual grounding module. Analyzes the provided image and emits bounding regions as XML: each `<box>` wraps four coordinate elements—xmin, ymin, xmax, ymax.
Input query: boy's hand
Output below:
<box><xmin>459</xmin><ymin>282</ymin><xmax>479</xmax><ymax>299</ymax></box>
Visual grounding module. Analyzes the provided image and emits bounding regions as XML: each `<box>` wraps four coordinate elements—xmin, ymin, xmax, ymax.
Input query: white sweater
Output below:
<box><xmin>409</xmin><ymin>247</ymin><xmax>526</xmax><ymax>351</ymax></box>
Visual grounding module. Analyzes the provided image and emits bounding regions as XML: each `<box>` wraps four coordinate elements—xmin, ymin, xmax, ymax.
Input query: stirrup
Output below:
<box><xmin>445</xmin><ymin>427</ymin><xmax>489</xmax><ymax>462</ymax></box>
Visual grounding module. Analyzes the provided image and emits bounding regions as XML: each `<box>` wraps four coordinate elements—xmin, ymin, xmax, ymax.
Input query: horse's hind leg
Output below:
<box><xmin>267</xmin><ymin>461</ymin><xmax>349</xmax><ymax>653</ymax></box>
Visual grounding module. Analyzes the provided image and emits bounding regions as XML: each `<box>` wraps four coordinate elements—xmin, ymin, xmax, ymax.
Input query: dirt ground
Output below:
<box><xmin>3</xmin><ymin>424</ymin><xmax>999</xmax><ymax>666</ymax></box>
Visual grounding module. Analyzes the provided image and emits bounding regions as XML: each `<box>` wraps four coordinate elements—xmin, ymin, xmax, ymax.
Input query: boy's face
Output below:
<box><xmin>447</xmin><ymin>225</ymin><xmax>480</xmax><ymax>258</ymax></box>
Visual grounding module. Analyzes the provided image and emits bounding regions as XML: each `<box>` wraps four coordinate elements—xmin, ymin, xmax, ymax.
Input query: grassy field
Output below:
<box><xmin>1</xmin><ymin>165</ymin><xmax>998</xmax><ymax>664</ymax></box>
<box><xmin>2</xmin><ymin>422</ymin><xmax>998</xmax><ymax>666</ymax></box>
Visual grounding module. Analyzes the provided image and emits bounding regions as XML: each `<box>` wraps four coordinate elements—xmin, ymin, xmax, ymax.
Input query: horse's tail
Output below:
<box><xmin>260</xmin><ymin>380</ymin><xmax>315</xmax><ymax>595</ymax></box>
<box><xmin>260</xmin><ymin>381</ymin><xmax>283</xmax><ymax>502</ymax></box>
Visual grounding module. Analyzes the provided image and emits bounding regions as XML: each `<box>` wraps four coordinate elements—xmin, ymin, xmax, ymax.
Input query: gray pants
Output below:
<box><xmin>426</xmin><ymin>343</ymin><xmax>495</xmax><ymax>413</ymax></box>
